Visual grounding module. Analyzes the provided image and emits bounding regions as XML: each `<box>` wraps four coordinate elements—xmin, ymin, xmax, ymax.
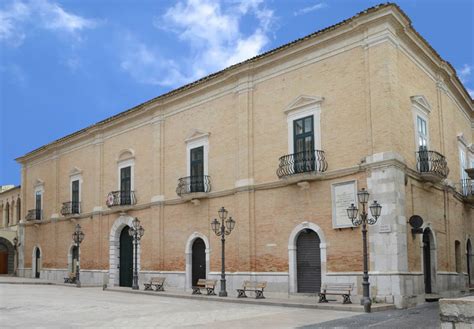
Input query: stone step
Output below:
<box><xmin>425</xmin><ymin>293</ymin><xmax>441</xmax><ymax>302</ymax></box>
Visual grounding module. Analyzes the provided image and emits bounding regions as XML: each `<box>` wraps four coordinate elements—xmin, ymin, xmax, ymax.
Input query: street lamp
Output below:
<box><xmin>346</xmin><ymin>187</ymin><xmax>382</xmax><ymax>313</ymax></box>
<box><xmin>72</xmin><ymin>224</ymin><xmax>85</xmax><ymax>288</ymax></box>
<box><xmin>211</xmin><ymin>207</ymin><xmax>236</xmax><ymax>297</ymax></box>
<box><xmin>128</xmin><ymin>217</ymin><xmax>144</xmax><ymax>290</ymax></box>
<box><xmin>13</xmin><ymin>237</ymin><xmax>18</xmax><ymax>276</ymax></box>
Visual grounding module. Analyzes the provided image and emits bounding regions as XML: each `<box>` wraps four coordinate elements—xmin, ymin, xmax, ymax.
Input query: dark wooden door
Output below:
<box><xmin>296</xmin><ymin>230</ymin><xmax>321</xmax><ymax>293</ymax></box>
<box><xmin>119</xmin><ymin>226</ymin><xmax>133</xmax><ymax>287</ymax></box>
<box><xmin>35</xmin><ymin>248</ymin><xmax>41</xmax><ymax>278</ymax></box>
<box><xmin>192</xmin><ymin>238</ymin><xmax>206</xmax><ymax>286</ymax></box>
<box><xmin>72</xmin><ymin>246</ymin><xmax>79</xmax><ymax>274</ymax></box>
<box><xmin>293</xmin><ymin>115</ymin><xmax>315</xmax><ymax>173</ymax></box>
<box><xmin>0</xmin><ymin>252</ymin><xmax>7</xmax><ymax>274</ymax></box>
<box><xmin>467</xmin><ymin>240</ymin><xmax>472</xmax><ymax>287</ymax></box>
<box><xmin>190</xmin><ymin>147</ymin><xmax>204</xmax><ymax>192</ymax></box>
<box><xmin>423</xmin><ymin>230</ymin><xmax>432</xmax><ymax>294</ymax></box>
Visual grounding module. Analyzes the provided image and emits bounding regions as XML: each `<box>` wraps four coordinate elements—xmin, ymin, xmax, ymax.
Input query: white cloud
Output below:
<box><xmin>294</xmin><ymin>2</ymin><xmax>327</xmax><ymax>16</ymax></box>
<box><xmin>458</xmin><ymin>64</ymin><xmax>472</xmax><ymax>83</ymax></box>
<box><xmin>121</xmin><ymin>0</ymin><xmax>275</xmax><ymax>87</ymax></box>
<box><xmin>0</xmin><ymin>1</ymin><xmax>31</xmax><ymax>46</ymax></box>
<box><xmin>0</xmin><ymin>0</ymin><xmax>98</xmax><ymax>47</ymax></box>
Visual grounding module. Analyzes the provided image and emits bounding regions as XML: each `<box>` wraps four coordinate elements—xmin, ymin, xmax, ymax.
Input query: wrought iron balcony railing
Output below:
<box><xmin>26</xmin><ymin>209</ymin><xmax>42</xmax><ymax>221</ymax></box>
<box><xmin>61</xmin><ymin>201</ymin><xmax>81</xmax><ymax>216</ymax></box>
<box><xmin>277</xmin><ymin>150</ymin><xmax>328</xmax><ymax>178</ymax></box>
<box><xmin>415</xmin><ymin>150</ymin><xmax>449</xmax><ymax>179</ymax></box>
<box><xmin>460</xmin><ymin>179</ymin><xmax>474</xmax><ymax>197</ymax></box>
<box><xmin>106</xmin><ymin>190</ymin><xmax>137</xmax><ymax>207</ymax></box>
<box><xmin>176</xmin><ymin>175</ymin><xmax>211</xmax><ymax>197</ymax></box>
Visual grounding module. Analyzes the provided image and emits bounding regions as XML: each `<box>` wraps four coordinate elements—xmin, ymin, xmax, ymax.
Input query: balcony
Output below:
<box><xmin>415</xmin><ymin>150</ymin><xmax>449</xmax><ymax>183</ymax></box>
<box><xmin>459</xmin><ymin>179</ymin><xmax>474</xmax><ymax>204</ymax></box>
<box><xmin>106</xmin><ymin>191</ymin><xmax>137</xmax><ymax>208</ymax></box>
<box><xmin>176</xmin><ymin>175</ymin><xmax>211</xmax><ymax>198</ymax></box>
<box><xmin>61</xmin><ymin>201</ymin><xmax>81</xmax><ymax>216</ymax></box>
<box><xmin>26</xmin><ymin>209</ymin><xmax>42</xmax><ymax>221</ymax></box>
<box><xmin>277</xmin><ymin>150</ymin><xmax>328</xmax><ymax>179</ymax></box>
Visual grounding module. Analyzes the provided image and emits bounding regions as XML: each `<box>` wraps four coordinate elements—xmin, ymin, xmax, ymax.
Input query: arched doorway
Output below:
<box><xmin>71</xmin><ymin>245</ymin><xmax>78</xmax><ymax>274</ymax></box>
<box><xmin>0</xmin><ymin>238</ymin><xmax>14</xmax><ymax>275</ymax></box>
<box><xmin>119</xmin><ymin>226</ymin><xmax>133</xmax><ymax>287</ymax></box>
<box><xmin>296</xmin><ymin>229</ymin><xmax>322</xmax><ymax>293</ymax></box>
<box><xmin>34</xmin><ymin>248</ymin><xmax>41</xmax><ymax>278</ymax></box>
<box><xmin>467</xmin><ymin>239</ymin><xmax>472</xmax><ymax>287</ymax></box>
<box><xmin>422</xmin><ymin>228</ymin><xmax>436</xmax><ymax>294</ymax></box>
<box><xmin>192</xmin><ymin>238</ymin><xmax>206</xmax><ymax>286</ymax></box>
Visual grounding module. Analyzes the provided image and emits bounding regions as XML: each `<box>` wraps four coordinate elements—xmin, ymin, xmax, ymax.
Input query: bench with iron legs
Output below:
<box><xmin>192</xmin><ymin>279</ymin><xmax>217</xmax><ymax>295</ymax></box>
<box><xmin>64</xmin><ymin>272</ymin><xmax>76</xmax><ymax>284</ymax></box>
<box><xmin>236</xmin><ymin>280</ymin><xmax>267</xmax><ymax>299</ymax></box>
<box><xmin>318</xmin><ymin>283</ymin><xmax>353</xmax><ymax>304</ymax></box>
<box><xmin>143</xmin><ymin>277</ymin><xmax>166</xmax><ymax>291</ymax></box>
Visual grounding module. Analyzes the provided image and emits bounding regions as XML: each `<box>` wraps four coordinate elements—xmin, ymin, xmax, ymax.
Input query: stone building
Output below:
<box><xmin>15</xmin><ymin>4</ymin><xmax>473</xmax><ymax>308</ymax></box>
<box><xmin>0</xmin><ymin>185</ymin><xmax>21</xmax><ymax>275</ymax></box>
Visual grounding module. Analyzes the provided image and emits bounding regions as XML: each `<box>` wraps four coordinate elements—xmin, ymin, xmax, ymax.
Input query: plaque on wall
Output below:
<box><xmin>331</xmin><ymin>180</ymin><xmax>357</xmax><ymax>229</ymax></box>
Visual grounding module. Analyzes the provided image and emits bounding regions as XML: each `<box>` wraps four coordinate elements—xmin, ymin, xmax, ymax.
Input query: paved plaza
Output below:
<box><xmin>0</xmin><ymin>284</ymin><xmax>357</xmax><ymax>328</ymax></box>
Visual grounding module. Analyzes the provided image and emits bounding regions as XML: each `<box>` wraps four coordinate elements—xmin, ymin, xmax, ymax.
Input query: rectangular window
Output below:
<box><xmin>190</xmin><ymin>146</ymin><xmax>204</xmax><ymax>192</ymax></box>
<box><xmin>71</xmin><ymin>180</ymin><xmax>80</xmax><ymax>214</ymax></box>
<box><xmin>35</xmin><ymin>191</ymin><xmax>42</xmax><ymax>220</ymax></box>
<box><xmin>120</xmin><ymin>166</ymin><xmax>131</xmax><ymax>205</ymax></box>
<box><xmin>293</xmin><ymin>115</ymin><xmax>314</xmax><ymax>173</ymax></box>
<box><xmin>417</xmin><ymin>116</ymin><xmax>428</xmax><ymax>149</ymax></box>
<box><xmin>460</xmin><ymin>148</ymin><xmax>468</xmax><ymax>180</ymax></box>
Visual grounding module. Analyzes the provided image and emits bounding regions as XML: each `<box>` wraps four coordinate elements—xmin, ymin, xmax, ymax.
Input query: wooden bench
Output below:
<box><xmin>192</xmin><ymin>279</ymin><xmax>217</xmax><ymax>295</ymax></box>
<box><xmin>236</xmin><ymin>280</ymin><xmax>267</xmax><ymax>299</ymax></box>
<box><xmin>318</xmin><ymin>283</ymin><xmax>353</xmax><ymax>304</ymax></box>
<box><xmin>64</xmin><ymin>272</ymin><xmax>76</xmax><ymax>284</ymax></box>
<box><xmin>143</xmin><ymin>277</ymin><xmax>166</xmax><ymax>291</ymax></box>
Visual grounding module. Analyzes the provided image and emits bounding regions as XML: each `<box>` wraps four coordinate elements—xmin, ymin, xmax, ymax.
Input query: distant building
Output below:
<box><xmin>0</xmin><ymin>185</ymin><xmax>21</xmax><ymax>275</ymax></box>
<box><xmin>14</xmin><ymin>4</ymin><xmax>473</xmax><ymax>308</ymax></box>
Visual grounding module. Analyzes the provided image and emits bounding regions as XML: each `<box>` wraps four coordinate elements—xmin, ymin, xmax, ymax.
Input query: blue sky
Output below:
<box><xmin>1</xmin><ymin>0</ymin><xmax>473</xmax><ymax>186</ymax></box>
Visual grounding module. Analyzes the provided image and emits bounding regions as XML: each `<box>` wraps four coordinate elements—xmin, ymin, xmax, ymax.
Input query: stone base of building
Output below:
<box><xmin>16</xmin><ymin>268</ymin><xmax>470</xmax><ymax>309</ymax></box>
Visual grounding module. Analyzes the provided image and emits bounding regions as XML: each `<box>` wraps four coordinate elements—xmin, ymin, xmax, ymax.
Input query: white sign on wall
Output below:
<box><xmin>331</xmin><ymin>180</ymin><xmax>357</xmax><ymax>229</ymax></box>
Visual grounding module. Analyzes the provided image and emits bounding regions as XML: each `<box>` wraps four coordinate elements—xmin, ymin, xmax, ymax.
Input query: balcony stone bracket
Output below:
<box><xmin>190</xmin><ymin>199</ymin><xmax>200</xmax><ymax>206</ymax></box>
<box><xmin>296</xmin><ymin>181</ymin><xmax>310</xmax><ymax>190</ymax></box>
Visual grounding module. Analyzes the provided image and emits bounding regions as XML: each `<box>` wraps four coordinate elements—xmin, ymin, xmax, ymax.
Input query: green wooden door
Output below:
<box><xmin>119</xmin><ymin>226</ymin><xmax>133</xmax><ymax>287</ymax></box>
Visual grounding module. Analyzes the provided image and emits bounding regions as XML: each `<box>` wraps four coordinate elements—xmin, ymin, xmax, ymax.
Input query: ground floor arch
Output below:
<box><xmin>109</xmin><ymin>215</ymin><xmax>139</xmax><ymax>287</ymax></box>
<box><xmin>421</xmin><ymin>227</ymin><xmax>437</xmax><ymax>294</ymax></box>
<box><xmin>288</xmin><ymin>222</ymin><xmax>327</xmax><ymax>294</ymax></box>
<box><xmin>185</xmin><ymin>232</ymin><xmax>210</xmax><ymax>289</ymax></box>
<box><xmin>32</xmin><ymin>245</ymin><xmax>42</xmax><ymax>279</ymax></box>
<box><xmin>67</xmin><ymin>243</ymin><xmax>79</xmax><ymax>274</ymax></box>
<box><xmin>467</xmin><ymin>239</ymin><xmax>472</xmax><ymax>287</ymax></box>
<box><xmin>0</xmin><ymin>237</ymin><xmax>14</xmax><ymax>274</ymax></box>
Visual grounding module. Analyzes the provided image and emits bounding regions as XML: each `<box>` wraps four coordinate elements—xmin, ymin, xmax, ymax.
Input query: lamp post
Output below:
<box><xmin>128</xmin><ymin>217</ymin><xmax>144</xmax><ymax>290</ymax></box>
<box><xmin>13</xmin><ymin>237</ymin><xmax>18</xmax><ymax>276</ymax></box>
<box><xmin>346</xmin><ymin>188</ymin><xmax>382</xmax><ymax>313</ymax></box>
<box><xmin>211</xmin><ymin>207</ymin><xmax>236</xmax><ymax>297</ymax></box>
<box><xmin>72</xmin><ymin>224</ymin><xmax>85</xmax><ymax>288</ymax></box>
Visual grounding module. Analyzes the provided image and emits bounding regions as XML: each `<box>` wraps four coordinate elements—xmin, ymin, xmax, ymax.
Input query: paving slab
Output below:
<box><xmin>0</xmin><ymin>283</ymin><xmax>356</xmax><ymax>328</ymax></box>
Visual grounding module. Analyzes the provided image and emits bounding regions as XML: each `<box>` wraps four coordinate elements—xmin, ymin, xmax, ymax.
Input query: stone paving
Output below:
<box><xmin>0</xmin><ymin>284</ymin><xmax>356</xmax><ymax>328</ymax></box>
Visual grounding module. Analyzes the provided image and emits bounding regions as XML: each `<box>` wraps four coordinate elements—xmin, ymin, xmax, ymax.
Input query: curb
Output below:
<box><xmin>103</xmin><ymin>287</ymin><xmax>395</xmax><ymax>313</ymax></box>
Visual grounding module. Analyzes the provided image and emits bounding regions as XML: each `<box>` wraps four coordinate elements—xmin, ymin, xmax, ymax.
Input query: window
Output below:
<box><xmin>411</xmin><ymin>95</ymin><xmax>431</xmax><ymax>152</ymax></box>
<box><xmin>293</xmin><ymin>115</ymin><xmax>315</xmax><ymax>173</ymax></box>
<box><xmin>71</xmin><ymin>180</ymin><xmax>80</xmax><ymax>214</ymax></box>
<box><xmin>416</xmin><ymin>116</ymin><xmax>428</xmax><ymax>149</ymax></box>
<box><xmin>190</xmin><ymin>146</ymin><xmax>204</xmax><ymax>192</ymax></box>
<box><xmin>120</xmin><ymin>166</ymin><xmax>132</xmax><ymax>205</ymax></box>
<box><xmin>35</xmin><ymin>191</ymin><xmax>42</xmax><ymax>219</ymax></box>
